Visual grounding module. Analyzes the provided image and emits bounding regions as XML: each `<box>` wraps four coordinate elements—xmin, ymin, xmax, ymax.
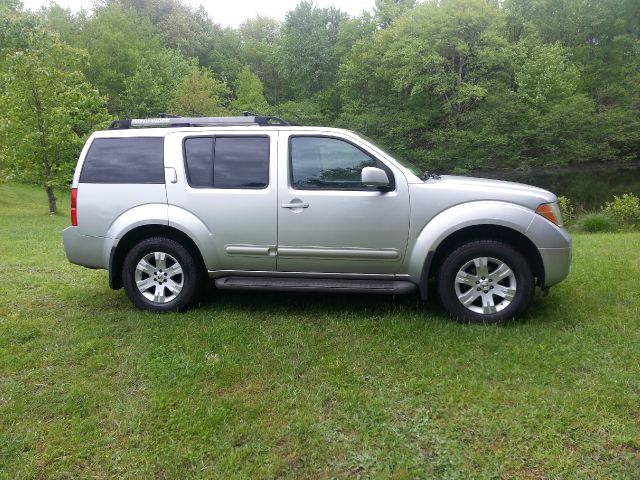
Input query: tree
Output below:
<box><xmin>0</xmin><ymin>0</ymin><xmax>20</xmax><ymax>13</ymax></box>
<box><xmin>120</xmin><ymin>48</ymin><xmax>189</xmax><ymax>117</ymax></box>
<box><xmin>230</xmin><ymin>66</ymin><xmax>269</xmax><ymax>114</ymax></box>
<box><xmin>0</xmin><ymin>29</ymin><xmax>108</xmax><ymax>213</ymax></box>
<box><xmin>169</xmin><ymin>66</ymin><xmax>230</xmax><ymax>116</ymax></box>
<box><xmin>374</xmin><ymin>0</ymin><xmax>416</xmax><ymax>28</ymax></box>
<box><xmin>113</xmin><ymin>0</ymin><xmax>234</xmax><ymax>71</ymax></box>
<box><xmin>338</xmin><ymin>0</ymin><xmax>513</xmax><ymax>169</ymax></box>
<box><xmin>80</xmin><ymin>4</ymin><xmax>188</xmax><ymax>114</ymax></box>
<box><xmin>121</xmin><ymin>63</ymin><xmax>167</xmax><ymax>118</ymax></box>
<box><xmin>515</xmin><ymin>42</ymin><xmax>580</xmax><ymax>109</ymax></box>
<box><xmin>239</xmin><ymin>15</ymin><xmax>285</xmax><ymax>104</ymax></box>
<box><xmin>1</xmin><ymin>4</ymin><xmax>38</xmax><ymax>71</ymax></box>
<box><xmin>279</xmin><ymin>1</ymin><xmax>348</xmax><ymax>99</ymax></box>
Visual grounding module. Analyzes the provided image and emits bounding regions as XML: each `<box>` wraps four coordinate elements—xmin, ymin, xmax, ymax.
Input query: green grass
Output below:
<box><xmin>1</xmin><ymin>182</ymin><xmax>639</xmax><ymax>479</ymax></box>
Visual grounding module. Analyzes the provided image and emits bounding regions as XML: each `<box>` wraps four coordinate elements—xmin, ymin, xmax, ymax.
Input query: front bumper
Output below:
<box><xmin>538</xmin><ymin>246</ymin><xmax>572</xmax><ymax>287</ymax></box>
<box><xmin>63</xmin><ymin>227</ymin><xmax>108</xmax><ymax>269</ymax></box>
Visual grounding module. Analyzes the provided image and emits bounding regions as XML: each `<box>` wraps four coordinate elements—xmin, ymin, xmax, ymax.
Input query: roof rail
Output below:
<box><xmin>107</xmin><ymin>112</ymin><xmax>290</xmax><ymax>130</ymax></box>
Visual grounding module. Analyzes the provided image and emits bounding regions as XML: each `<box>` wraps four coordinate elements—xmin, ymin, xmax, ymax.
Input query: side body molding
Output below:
<box><xmin>406</xmin><ymin>201</ymin><xmax>536</xmax><ymax>283</ymax></box>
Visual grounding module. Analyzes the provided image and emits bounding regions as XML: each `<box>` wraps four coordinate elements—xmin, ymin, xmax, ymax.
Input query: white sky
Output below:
<box><xmin>20</xmin><ymin>0</ymin><xmax>377</xmax><ymax>27</ymax></box>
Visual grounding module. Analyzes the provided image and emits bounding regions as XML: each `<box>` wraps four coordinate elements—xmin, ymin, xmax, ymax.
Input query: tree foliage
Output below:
<box><xmin>0</xmin><ymin>0</ymin><xmax>639</xmax><ymax>211</ymax></box>
<box><xmin>169</xmin><ymin>66</ymin><xmax>229</xmax><ymax>117</ymax></box>
<box><xmin>0</xmin><ymin>27</ymin><xmax>108</xmax><ymax>212</ymax></box>
<box><xmin>80</xmin><ymin>4</ymin><xmax>188</xmax><ymax>114</ymax></box>
<box><xmin>230</xmin><ymin>66</ymin><xmax>269</xmax><ymax>115</ymax></box>
<box><xmin>279</xmin><ymin>1</ymin><xmax>348</xmax><ymax>99</ymax></box>
<box><xmin>238</xmin><ymin>15</ymin><xmax>285</xmax><ymax>104</ymax></box>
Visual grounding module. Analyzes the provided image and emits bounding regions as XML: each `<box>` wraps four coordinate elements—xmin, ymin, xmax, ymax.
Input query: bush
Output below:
<box><xmin>574</xmin><ymin>213</ymin><xmax>617</xmax><ymax>233</ymax></box>
<box><xmin>557</xmin><ymin>195</ymin><xmax>575</xmax><ymax>225</ymax></box>
<box><xmin>603</xmin><ymin>193</ymin><xmax>640</xmax><ymax>229</ymax></box>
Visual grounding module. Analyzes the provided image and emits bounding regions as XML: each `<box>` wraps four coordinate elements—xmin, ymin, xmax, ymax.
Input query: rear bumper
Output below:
<box><xmin>63</xmin><ymin>227</ymin><xmax>108</xmax><ymax>269</ymax></box>
<box><xmin>538</xmin><ymin>246</ymin><xmax>572</xmax><ymax>287</ymax></box>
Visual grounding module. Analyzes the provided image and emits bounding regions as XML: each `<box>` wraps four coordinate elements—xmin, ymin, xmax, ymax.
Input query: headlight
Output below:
<box><xmin>535</xmin><ymin>202</ymin><xmax>563</xmax><ymax>228</ymax></box>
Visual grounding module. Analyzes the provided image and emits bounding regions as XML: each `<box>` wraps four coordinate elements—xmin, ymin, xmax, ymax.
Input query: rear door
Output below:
<box><xmin>164</xmin><ymin>130</ymin><xmax>278</xmax><ymax>272</ymax></box>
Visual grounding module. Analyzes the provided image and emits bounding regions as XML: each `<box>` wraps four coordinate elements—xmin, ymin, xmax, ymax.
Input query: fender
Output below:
<box><xmin>103</xmin><ymin>203</ymin><xmax>169</xmax><ymax>266</ymax></box>
<box><xmin>406</xmin><ymin>201</ymin><xmax>536</xmax><ymax>283</ymax></box>
<box><xmin>167</xmin><ymin>205</ymin><xmax>220</xmax><ymax>270</ymax></box>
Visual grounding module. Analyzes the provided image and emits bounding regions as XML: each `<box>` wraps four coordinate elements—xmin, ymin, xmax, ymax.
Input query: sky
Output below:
<box><xmin>20</xmin><ymin>0</ymin><xmax>378</xmax><ymax>27</ymax></box>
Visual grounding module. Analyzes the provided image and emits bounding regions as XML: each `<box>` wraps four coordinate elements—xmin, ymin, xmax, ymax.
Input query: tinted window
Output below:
<box><xmin>184</xmin><ymin>137</ymin><xmax>213</xmax><ymax>188</ymax></box>
<box><xmin>80</xmin><ymin>137</ymin><xmax>164</xmax><ymax>183</ymax></box>
<box><xmin>290</xmin><ymin>136</ymin><xmax>378</xmax><ymax>190</ymax></box>
<box><xmin>184</xmin><ymin>136</ymin><xmax>269</xmax><ymax>189</ymax></box>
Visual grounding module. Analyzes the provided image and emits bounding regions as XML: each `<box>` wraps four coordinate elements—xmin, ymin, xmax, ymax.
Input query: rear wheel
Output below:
<box><xmin>122</xmin><ymin>237</ymin><xmax>201</xmax><ymax>312</ymax></box>
<box><xmin>437</xmin><ymin>240</ymin><xmax>534</xmax><ymax>324</ymax></box>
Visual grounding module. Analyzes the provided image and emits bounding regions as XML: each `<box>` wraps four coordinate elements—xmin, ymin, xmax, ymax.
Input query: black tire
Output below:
<box><xmin>122</xmin><ymin>237</ymin><xmax>203</xmax><ymax>312</ymax></box>
<box><xmin>436</xmin><ymin>240</ymin><xmax>534</xmax><ymax>324</ymax></box>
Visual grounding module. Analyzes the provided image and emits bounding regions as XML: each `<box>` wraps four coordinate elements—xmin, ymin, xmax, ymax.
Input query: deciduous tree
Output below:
<box><xmin>169</xmin><ymin>66</ymin><xmax>230</xmax><ymax>116</ymax></box>
<box><xmin>230</xmin><ymin>66</ymin><xmax>269</xmax><ymax>115</ymax></box>
<box><xmin>0</xmin><ymin>29</ymin><xmax>108</xmax><ymax>213</ymax></box>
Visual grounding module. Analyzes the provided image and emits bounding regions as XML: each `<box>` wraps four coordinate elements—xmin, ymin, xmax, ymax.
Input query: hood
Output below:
<box><xmin>416</xmin><ymin>175</ymin><xmax>557</xmax><ymax>211</ymax></box>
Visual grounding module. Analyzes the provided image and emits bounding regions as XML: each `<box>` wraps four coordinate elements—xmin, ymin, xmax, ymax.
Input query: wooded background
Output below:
<box><xmin>1</xmin><ymin>0</ymin><xmax>638</xmax><ymax>209</ymax></box>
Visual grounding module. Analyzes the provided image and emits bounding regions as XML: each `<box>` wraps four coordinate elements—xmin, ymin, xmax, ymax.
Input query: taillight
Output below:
<box><xmin>71</xmin><ymin>188</ymin><xmax>78</xmax><ymax>226</ymax></box>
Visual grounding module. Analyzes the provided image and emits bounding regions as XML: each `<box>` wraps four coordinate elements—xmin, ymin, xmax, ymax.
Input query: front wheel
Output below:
<box><xmin>437</xmin><ymin>240</ymin><xmax>534</xmax><ymax>324</ymax></box>
<box><xmin>122</xmin><ymin>237</ymin><xmax>202</xmax><ymax>312</ymax></box>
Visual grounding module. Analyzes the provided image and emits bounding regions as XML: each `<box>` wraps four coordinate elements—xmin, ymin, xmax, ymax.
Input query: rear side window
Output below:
<box><xmin>80</xmin><ymin>137</ymin><xmax>164</xmax><ymax>184</ymax></box>
<box><xmin>183</xmin><ymin>136</ymin><xmax>269</xmax><ymax>189</ymax></box>
<box><xmin>184</xmin><ymin>137</ymin><xmax>213</xmax><ymax>188</ymax></box>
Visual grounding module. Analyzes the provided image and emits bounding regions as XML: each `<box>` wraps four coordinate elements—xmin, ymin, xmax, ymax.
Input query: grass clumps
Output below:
<box><xmin>574</xmin><ymin>212</ymin><xmax>617</xmax><ymax>232</ymax></box>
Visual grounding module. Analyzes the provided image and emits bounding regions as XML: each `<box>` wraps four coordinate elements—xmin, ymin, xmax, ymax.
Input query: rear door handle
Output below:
<box><xmin>281</xmin><ymin>202</ymin><xmax>309</xmax><ymax>209</ymax></box>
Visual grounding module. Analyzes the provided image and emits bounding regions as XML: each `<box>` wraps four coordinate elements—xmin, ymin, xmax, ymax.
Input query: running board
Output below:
<box><xmin>214</xmin><ymin>276</ymin><xmax>417</xmax><ymax>295</ymax></box>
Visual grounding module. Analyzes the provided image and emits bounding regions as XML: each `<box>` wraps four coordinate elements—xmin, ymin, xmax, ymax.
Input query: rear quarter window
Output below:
<box><xmin>80</xmin><ymin>137</ymin><xmax>164</xmax><ymax>184</ymax></box>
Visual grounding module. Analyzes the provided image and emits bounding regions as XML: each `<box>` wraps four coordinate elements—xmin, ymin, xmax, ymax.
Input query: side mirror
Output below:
<box><xmin>361</xmin><ymin>167</ymin><xmax>390</xmax><ymax>188</ymax></box>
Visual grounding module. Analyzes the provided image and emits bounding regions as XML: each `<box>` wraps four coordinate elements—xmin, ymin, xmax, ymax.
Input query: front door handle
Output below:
<box><xmin>281</xmin><ymin>202</ymin><xmax>309</xmax><ymax>209</ymax></box>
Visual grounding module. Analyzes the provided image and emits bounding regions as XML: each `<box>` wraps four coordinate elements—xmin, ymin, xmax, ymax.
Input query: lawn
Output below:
<box><xmin>0</xmin><ymin>183</ymin><xmax>639</xmax><ymax>479</ymax></box>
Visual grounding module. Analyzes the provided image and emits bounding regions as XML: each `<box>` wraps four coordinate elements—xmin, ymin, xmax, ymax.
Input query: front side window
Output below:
<box><xmin>80</xmin><ymin>137</ymin><xmax>164</xmax><ymax>184</ymax></box>
<box><xmin>290</xmin><ymin>136</ymin><xmax>387</xmax><ymax>190</ymax></box>
<box><xmin>184</xmin><ymin>136</ymin><xmax>269</xmax><ymax>189</ymax></box>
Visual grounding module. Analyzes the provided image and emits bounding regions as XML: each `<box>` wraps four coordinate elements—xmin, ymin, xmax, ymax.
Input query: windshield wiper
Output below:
<box><xmin>421</xmin><ymin>171</ymin><xmax>441</xmax><ymax>181</ymax></box>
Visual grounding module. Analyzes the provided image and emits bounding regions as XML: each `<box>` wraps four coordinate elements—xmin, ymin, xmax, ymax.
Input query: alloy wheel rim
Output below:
<box><xmin>134</xmin><ymin>251</ymin><xmax>184</xmax><ymax>304</ymax></box>
<box><xmin>454</xmin><ymin>256</ymin><xmax>517</xmax><ymax>315</ymax></box>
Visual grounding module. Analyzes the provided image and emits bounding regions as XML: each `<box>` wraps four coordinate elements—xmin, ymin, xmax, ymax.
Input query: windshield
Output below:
<box><xmin>354</xmin><ymin>132</ymin><xmax>422</xmax><ymax>176</ymax></box>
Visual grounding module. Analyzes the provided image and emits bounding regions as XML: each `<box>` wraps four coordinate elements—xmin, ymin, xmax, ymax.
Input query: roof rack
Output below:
<box><xmin>108</xmin><ymin>112</ymin><xmax>290</xmax><ymax>130</ymax></box>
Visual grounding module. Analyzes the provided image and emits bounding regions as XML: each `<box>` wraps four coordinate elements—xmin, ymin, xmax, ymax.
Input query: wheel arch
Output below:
<box><xmin>419</xmin><ymin>224</ymin><xmax>545</xmax><ymax>300</ymax></box>
<box><xmin>109</xmin><ymin>224</ymin><xmax>206</xmax><ymax>290</ymax></box>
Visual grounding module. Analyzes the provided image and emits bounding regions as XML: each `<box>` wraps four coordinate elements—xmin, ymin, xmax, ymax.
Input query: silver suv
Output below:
<box><xmin>63</xmin><ymin>115</ymin><xmax>571</xmax><ymax>323</ymax></box>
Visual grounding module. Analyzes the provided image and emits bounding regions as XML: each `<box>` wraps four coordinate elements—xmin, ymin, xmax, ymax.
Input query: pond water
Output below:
<box><xmin>465</xmin><ymin>162</ymin><xmax>640</xmax><ymax>211</ymax></box>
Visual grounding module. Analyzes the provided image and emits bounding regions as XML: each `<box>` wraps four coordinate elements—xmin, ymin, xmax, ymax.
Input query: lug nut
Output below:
<box><xmin>489</xmin><ymin>279</ymin><xmax>492</xmax><ymax>282</ymax></box>
<box><xmin>484</xmin><ymin>290</ymin><xmax>488</xmax><ymax>293</ymax></box>
<box><xmin>490</xmin><ymin>286</ymin><xmax>494</xmax><ymax>289</ymax></box>
<box><xmin>476</xmin><ymin>280</ymin><xmax>480</xmax><ymax>284</ymax></box>
<box><xmin>477</xmin><ymin>287</ymin><xmax>481</xmax><ymax>291</ymax></box>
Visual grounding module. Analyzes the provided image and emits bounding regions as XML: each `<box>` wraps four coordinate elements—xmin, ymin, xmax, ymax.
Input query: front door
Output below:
<box><xmin>277</xmin><ymin>132</ymin><xmax>410</xmax><ymax>274</ymax></box>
